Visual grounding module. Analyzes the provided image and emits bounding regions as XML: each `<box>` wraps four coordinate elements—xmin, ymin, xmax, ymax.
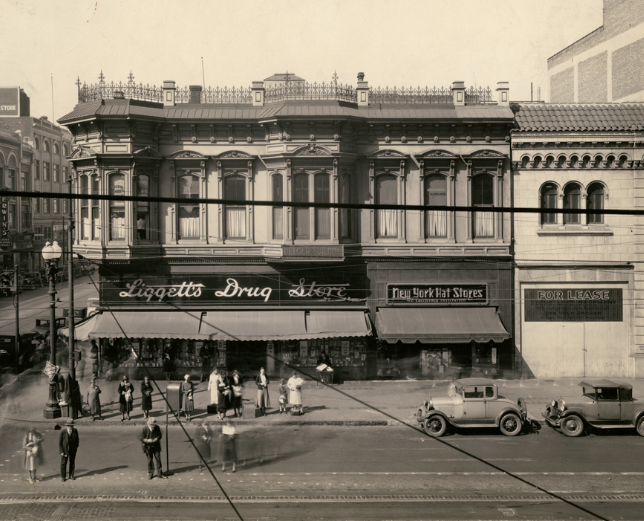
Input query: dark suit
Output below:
<box><xmin>59</xmin><ymin>428</ymin><xmax>79</xmax><ymax>479</ymax></box>
<box><xmin>140</xmin><ymin>425</ymin><xmax>163</xmax><ymax>477</ymax></box>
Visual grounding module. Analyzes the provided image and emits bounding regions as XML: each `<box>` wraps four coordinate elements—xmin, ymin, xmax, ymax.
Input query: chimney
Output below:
<box><xmin>451</xmin><ymin>81</ymin><xmax>465</xmax><ymax>106</ymax></box>
<box><xmin>252</xmin><ymin>81</ymin><xmax>265</xmax><ymax>106</ymax></box>
<box><xmin>189</xmin><ymin>85</ymin><xmax>202</xmax><ymax>104</ymax></box>
<box><xmin>357</xmin><ymin>72</ymin><xmax>369</xmax><ymax>107</ymax></box>
<box><xmin>163</xmin><ymin>80</ymin><xmax>176</xmax><ymax>107</ymax></box>
<box><xmin>496</xmin><ymin>82</ymin><xmax>509</xmax><ymax>106</ymax></box>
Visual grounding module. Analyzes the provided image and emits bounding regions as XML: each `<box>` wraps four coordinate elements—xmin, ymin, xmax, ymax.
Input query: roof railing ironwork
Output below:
<box><xmin>265</xmin><ymin>81</ymin><xmax>357</xmax><ymax>103</ymax></box>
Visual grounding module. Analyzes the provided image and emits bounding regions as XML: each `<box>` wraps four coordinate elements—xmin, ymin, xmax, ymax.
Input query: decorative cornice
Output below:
<box><xmin>169</xmin><ymin>150</ymin><xmax>207</xmax><ymax>159</ymax></box>
<box><xmin>294</xmin><ymin>143</ymin><xmax>332</xmax><ymax>156</ymax></box>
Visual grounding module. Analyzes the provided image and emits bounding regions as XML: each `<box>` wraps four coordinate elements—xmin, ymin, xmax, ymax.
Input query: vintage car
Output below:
<box><xmin>416</xmin><ymin>378</ymin><xmax>528</xmax><ymax>437</ymax></box>
<box><xmin>543</xmin><ymin>379</ymin><xmax>644</xmax><ymax>437</ymax></box>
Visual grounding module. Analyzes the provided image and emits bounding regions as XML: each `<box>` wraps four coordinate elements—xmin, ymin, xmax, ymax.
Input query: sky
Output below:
<box><xmin>0</xmin><ymin>0</ymin><xmax>604</xmax><ymax>124</ymax></box>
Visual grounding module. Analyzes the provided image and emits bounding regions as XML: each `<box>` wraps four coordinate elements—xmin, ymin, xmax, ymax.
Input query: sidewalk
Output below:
<box><xmin>2</xmin><ymin>371</ymin><xmax>643</xmax><ymax>428</ymax></box>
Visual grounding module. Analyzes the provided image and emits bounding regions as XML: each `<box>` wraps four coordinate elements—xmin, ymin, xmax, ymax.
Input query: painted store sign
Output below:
<box><xmin>524</xmin><ymin>288</ymin><xmax>623</xmax><ymax>322</ymax></box>
<box><xmin>386</xmin><ymin>283</ymin><xmax>488</xmax><ymax>305</ymax></box>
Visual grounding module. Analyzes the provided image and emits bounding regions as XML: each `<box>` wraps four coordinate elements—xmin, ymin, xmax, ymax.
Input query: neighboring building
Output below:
<box><xmin>0</xmin><ymin>87</ymin><xmax>74</xmax><ymax>273</ymax></box>
<box><xmin>59</xmin><ymin>73</ymin><xmax>515</xmax><ymax>380</ymax></box>
<box><xmin>548</xmin><ymin>0</ymin><xmax>644</xmax><ymax>103</ymax></box>
<box><xmin>511</xmin><ymin>102</ymin><xmax>644</xmax><ymax>378</ymax></box>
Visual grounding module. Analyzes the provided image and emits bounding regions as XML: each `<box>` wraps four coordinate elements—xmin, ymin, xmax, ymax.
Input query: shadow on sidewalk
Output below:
<box><xmin>79</xmin><ymin>465</ymin><xmax>129</xmax><ymax>478</ymax></box>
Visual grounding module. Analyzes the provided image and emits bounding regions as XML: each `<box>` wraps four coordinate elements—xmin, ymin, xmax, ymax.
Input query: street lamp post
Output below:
<box><xmin>43</xmin><ymin>240</ymin><xmax>63</xmax><ymax>419</ymax></box>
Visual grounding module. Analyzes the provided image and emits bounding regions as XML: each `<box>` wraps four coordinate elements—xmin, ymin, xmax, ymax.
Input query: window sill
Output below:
<box><xmin>537</xmin><ymin>226</ymin><xmax>613</xmax><ymax>236</ymax></box>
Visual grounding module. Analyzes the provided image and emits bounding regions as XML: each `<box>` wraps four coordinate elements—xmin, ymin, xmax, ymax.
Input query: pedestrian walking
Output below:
<box><xmin>23</xmin><ymin>428</ymin><xmax>43</xmax><ymax>484</ymax></box>
<box><xmin>219</xmin><ymin>421</ymin><xmax>237</xmax><ymax>473</ymax></box>
<box><xmin>230</xmin><ymin>370</ymin><xmax>243</xmax><ymax>418</ymax></box>
<box><xmin>118</xmin><ymin>375</ymin><xmax>134</xmax><ymax>421</ymax></box>
<box><xmin>278</xmin><ymin>379</ymin><xmax>288</xmax><ymax>414</ymax></box>
<box><xmin>140</xmin><ymin>376</ymin><xmax>153</xmax><ymax>419</ymax></box>
<box><xmin>255</xmin><ymin>367</ymin><xmax>270</xmax><ymax>416</ymax></box>
<box><xmin>195</xmin><ymin>421</ymin><xmax>213</xmax><ymax>472</ymax></box>
<box><xmin>163</xmin><ymin>353</ymin><xmax>174</xmax><ymax>381</ymax></box>
<box><xmin>86</xmin><ymin>378</ymin><xmax>103</xmax><ymax>421</ymax></box>
<box><xmin>181</xmin><ymin>374</ymin><xmax>194</xmax><ymax>421</ymax></box>
<box><xmin>287</xmin><ymin>372</ymin><xmax>304</xmax><ymax>415</ymax></box>
<box><xmin>140</xmin><ymin>417</ymin><xmax>167</xmax><ymax>480</ymax></box>
<box><xmin>59</xmin><ymin>419</ymin><xmax>79</xmax><ymax>482</ymax></box>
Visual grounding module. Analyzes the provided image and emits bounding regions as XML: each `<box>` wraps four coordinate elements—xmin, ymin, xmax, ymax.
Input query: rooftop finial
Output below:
<box><xmin>332</xmin><ymin>71</ymin><xmax>339</xmax><ymax>86</ymax></box>
<box><xmin>128</xmin><ymin>71</ymin><xmax>135</xmax><ymax>84</ymax></box>
<box><xmin>98</xmin><ymin>71</ymin><xmax>105</xmax><ymax>84</ymax></box>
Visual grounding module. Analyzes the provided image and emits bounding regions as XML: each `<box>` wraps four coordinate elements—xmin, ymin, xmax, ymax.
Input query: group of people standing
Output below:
<box><xmin>208</xmin><ymin>369</ymin><xmax>244</xmax><ymax>420</ymax></box>
<box><xmin>22</xmin><ymin>419</ymin><xmax>80</xmax><ymax>484</ymax></box>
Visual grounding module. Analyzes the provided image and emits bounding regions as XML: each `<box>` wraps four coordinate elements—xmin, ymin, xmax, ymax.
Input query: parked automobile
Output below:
<box><xmin>417</xmin><ymin>378</ymin><xmax>528</xmax><ymax>437</ymax></box>
<box><xmin>542</xmin><ymin>379</ymin><xmax>644</xmax><ymax>437</ymax></box>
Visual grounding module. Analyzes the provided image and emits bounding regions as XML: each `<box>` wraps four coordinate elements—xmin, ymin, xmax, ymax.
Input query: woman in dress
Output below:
<box><xmin>219</xmin><ymin>421</ymin><xmax>237</xmax><ymax>473</ymax></box>
<box><xmin>181</xmin><ymin>374</ymin><xmax>194</xmax><ymax>421</ymax></box>
<box><xmin>195</xmin><ymin>421</ymin><xmax>213</xmax><ymax>472</ymax></box>
<box><xmin>287</xmin><ymin>371</ymin><xmax>304</xmax><ymax>415</ymax></box>
<box><xmin>217</xmin><ymin>373</ymin><xmax>231</xmax><ymax>421</ymax></box>
<box><xmin>255</xmin><ymin>367</ymin><xmax>270</xmax><ymax>416</ymax></box>
<box><xmin>207</xmin><ymin>368</ymin><xmax>222</xmax><ymax>411</ymax></box>
<box><xmin>86</xmin><ymin>378</ymin><xmax>103</xmax><ymax>421</ymax></box>
<box><xmin>23</xmin><ymin>428</ymin><xmax>43</xmax><ymax>484</ymax></box>
<box><xmin>230</xmin><ymin>370</ymin><xmax>243</xmax><ymax>418</ymax></box>
<box><xmin>118</xmin><ymin>375</ymin><xmax>134</xmax><ymax>421</ymax></box>
<box><xmin>140</xmin><ymin>376</ymin><xmax>153</xmax><ymax>419</ymax></box>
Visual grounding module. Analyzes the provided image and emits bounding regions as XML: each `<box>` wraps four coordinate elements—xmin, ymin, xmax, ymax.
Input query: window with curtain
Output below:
<box><xmin>43</xmin><ymin>198</ymin><xmax>49</xmax><ymax>214</ymax></box>
<box><xmin>540</xmin><ymin>183</ymin><xmax>558</xmax><ymax>225</ymax></box>
<box><xmin>8</xmin><ymin>169</ymin><xmax>15</xmax><ymax>190</ymax></box>
<box><xmin>224</xmin><ymin>175</ymin><xmax>246</xmax><ymax>239</ymax></box>
<box><xmin>563</xmin><ymin>183</ymin><xmax>581</xmax><ymax>224</ymax></box>
<box><xmin>44</xmin><ymin>141</ymin><xmax>50</xmax><ymax>153</ymax></box>
<box><xmin>178</xmin><ymin>175</ymin><xmax>200</xmax><ymax>239</ymax></box>
<box><xmin>91</xmin><ymin>175</ymin><xmax>100</xmax><ymax>240</ymax></box>
<box><xmin>377</xmin><ymin>174</ymin><xmax>398</xmax><ymax>238</ymax></box>
<box><xmin>20</xmin><ymin>172</ymin><xmax>27</xmax><ymax>191</ymax></box>
<box><xmin>136</xmin><ymin>175</ymin><xmax>149</xmax><ymax>240</ymax></box>
<box><xmin>472</xmin><ymin>174</ymin><xmax>494</xmax><ymax>238</ymax></box>
<box><xmin>293</xmin><ymin>173</ymin><xmax>309</xmax><ymax>239</ymax></box>
<box><xmin>340</xmin><ymin>174</ymin><xmax>351</xmax><ymax>239</ymax></box>
<box><xmin>315</xmin><ymin>173</ymin><xmax>330</xmax><ymax>239</ymax></box>
<box><xmin>80</xmin><ymin>176</ymin><xmax>90</xmax><ymax>240</ymax></box>
<box><xmin>53</xmin><ymin>199</ymin><xmax>59</xmax><ymax>214</ymax></box>
<box><xmin>54</xmin><ymin>143</ymin><xmax>60</xmax><ymax>155</ymax></box>
<box><xmin>53</xmin><ymin>164</ymin><xmax>60</xmax><ymax>183</ymax></box>
<box><xmin>109</xmin><ymin>174</ymin><xmax>126</xmax><ymax>240</ymax></box>
<box><xmin>587</xmin><ymin>183</ymin><xmax>604</xmax><ymax>224</ymax></box>
<box><xmin>43</xmin><ymin>162</ymin><xmax>50</xmax><ymax>181</ymax></box>
<box><xmin>272</xmin><ymin>174</ymin><xmax>283</xmax><ymax>240</ymax></box>
<box><xmin>425</xmin><ymin>174</ymin><xmax>447</xmax><ymax>237</ymax></box>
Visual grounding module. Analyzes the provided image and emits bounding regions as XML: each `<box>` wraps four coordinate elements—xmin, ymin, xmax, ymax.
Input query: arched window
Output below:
<box><xmin>563</xmin><ymin>183</ymin><xmax>581</xmax><ymax>224</ymax></box>
<box><xmin>136</xmin><ymin>175</ymin><xmax>149</xmax><ymax>240</ymax></box>
<box><xmin>424</xmin><ymin>174</ymin><xmax>447</xmax><ymax>237</ymax></box>
<box><xmin>178</xmin><ymin>175</ymin><xmax>200</xmax><ymax>239</ymax></box>
<box><xmin>7</xmin><ymin>157</ymin><xmax>17</xmax><ymax>191</ymax></box>
<box><xmin>587</xmin><ymin>183</ymin><xmax>604</xmax><ymax>224</ymax></box>
<box><xmin>272</xmin><ymin>174</ymin><xmax>283</xmax><ymax>240</ymax></box>
<box><xmin>293</xmin><ymin>173</ymin><xmax>309</xmax><ymax>240</ymax></box>
<box><xmin>92</xmin><ymin>175</ymin><xmax>100</xmax><ymax>240</ymax></box>
<box><xmin>54</xmin><ymin>143</ymin><xmax>60</xmax><ymax>155</ymax></box>
<box><xmin>339</xmin><ymin>174</ymin><xmax>351</xmax><ymax>239</ymax></box>
<box><xmin>540</xmin><ymin>183</ymin><xmax>558</xmax><ymax>225</ymax></box>
<box><xmin>472</xmin><ymin>174</ymin><xmax>494</xmax><ymax>238</ymax></box>
<box><xmin>224</xmin><ymin>175</ymin><xmax>246</xmax><ymax>239</ymax></box>
<box><xmin>63</xmin><ymin>144</ymin><xmax>69</xmax><ymax>157</ymax></box>
<box><xmin>43</xmin><ymin>141</ymin><xmax>50</xmax><ymax>153</ymax></box>
<box><xmin>109</xmin><ymin>174</ymin><xmax>126</xmax><ymax>240</ymax></box>
<box><xmin>377</xmin><ymin>174</ymin><xmax>398</xmax><ymax>238</ymax></box>
<box><xmin>34</xmin><ymin>138</ymin><xmax>40</xmax><ymax>151</ymax></box>
<box><xmin>80</xmin><ymin>176</ymin><xmax>90</xmax><ymax>240</ymax></box>
<box><xmin>314</xmin><ymin>173</ymin><xmax>330</xmax><ymax>240</ymax></box>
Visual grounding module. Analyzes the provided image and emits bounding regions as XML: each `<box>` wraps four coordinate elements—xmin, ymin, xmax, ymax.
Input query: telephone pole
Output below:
<box><xmin>67</xmin><ymin>171</ymin><xmax>76</xmax><ymax>418</ymax></box>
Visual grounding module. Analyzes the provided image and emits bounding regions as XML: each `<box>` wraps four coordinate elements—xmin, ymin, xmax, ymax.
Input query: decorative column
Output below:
<box><xmin>448</xmin><ymin>160</ymin><xmax>455</xmax><ymax>241</ymax></box>
<box><xmin>368</xmin><ymin>161</ymin><xmax>375</xmax><ymax>243</ymax></box>
<box><xmin>466</xmin><ymin>160</ymin><xmax>473</xmax><ymax>242</ymax></box>
<box><xmin>200</xmin><ymin>161</ymin><xmax>206</xmax><ymax>242</ymax></box>
<box><xmin>170</xmin><ymin>161</ymin><xmax>177</xmax><ymax>244</ymax></box>
<box><xmin>331</xmin><ymin>159</ymin><xmax>338</xmax><ymax>242</ymax></box>
<box><xmin>496</xmin><ymin>159</ymin><xmax>503</xmax><ymax>242</ymax></box>
<box><xmin>418</xmin><ymin>160</ymin><xmax>425</xmax><ymax>241</ymax></box>
<box><xmin>247</xmin><ymin>160</ymin><xmax>254</xmax><ymax>243</ymax></box>
<box><xmin>216</xmin><ymin>161</ymin><xmax>224</xmax><ymax>243</ymax></box>
<box><xmin>286</xmin><ymin>160</ymin><xmax>292</xmax><ymax>243</ymax></box>
<box><xmin>399</xmin><ymin>159</ymin><xmax>406</xmax><ymax>242</ymax></box>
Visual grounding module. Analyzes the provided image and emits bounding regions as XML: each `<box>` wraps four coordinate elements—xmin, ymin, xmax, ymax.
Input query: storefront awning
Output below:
<box><xmin>200</xmin><ymin>310</ymin><xmax>372</xmax><ymax>341</ymax></box>
<box><xmin>87</xmin><ymin>311</ymin><xmax>203</xmax><ymax>340</ymax></box>
<box><xmin>375</xmin><ymin>307</ymin><xmax>510</xmax><ymax>344</ymax></box>
<box><xmin>59</xmin><ymin>314</ymin><xmax>99</xmax><ymax>342</ymax></box>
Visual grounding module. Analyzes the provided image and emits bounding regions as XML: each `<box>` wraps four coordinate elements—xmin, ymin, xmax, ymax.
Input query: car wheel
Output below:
<box><xmin>560</xmin><ymin>415</ymin><xmax>584</xmax><ymax>437</ymax></box>
<box><xmin>423</xmin><ymin>415</ymin><xmax>447</xmax><ymax>437</ymax></box>
<box><xmin>499</xmin><ymin>412</ymin><xmax>522</xmax><ymax>436</ymax></box>
<box><xmin>636</xmin><ymin>416</ymin><xmax>644</xmax><ymax>437</ymax></box>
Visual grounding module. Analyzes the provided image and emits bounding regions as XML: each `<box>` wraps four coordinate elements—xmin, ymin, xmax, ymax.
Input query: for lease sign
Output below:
<box><xmin>0</xmin><ymin>88</ymin><xmax>19</xmax><ymax>117</ymax></box>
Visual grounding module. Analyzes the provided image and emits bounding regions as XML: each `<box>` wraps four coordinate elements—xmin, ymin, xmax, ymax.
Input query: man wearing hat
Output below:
<box><xmin>140</xmin><ymin>417</ymin><xmax>167</xmax><ymax>480</ymax></box>
<box><xmin>59</xmin><ymin>419</ymin><xmax>80</xmax><ymax>482</ymax></box>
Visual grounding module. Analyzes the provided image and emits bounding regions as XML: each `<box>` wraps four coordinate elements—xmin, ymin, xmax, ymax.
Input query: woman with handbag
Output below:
<box><xmin>230</xmin><ymin>370</ymin><xmax>243</xmax><ymax>418</ymax></box>
<box><xmin>217</xmin><ymin>374</ymin><xmax>231</xmax><ymax>421</ymax></box>
<box><xmin>86</xmin><ymin>378</ymin><xmax>103</xmax><ymax>421</ymax></box>
<box><xmin>181</xmin><ymin>374</ymin><xmax>195</xmax><ymax>421</ymax></box>
<box><xmin>255</xmin><ymin>367</ymin><xmax>270</xmax><ymax>416</ymax></box>
<box><xmin>141</xmin><ymin>376</ymin><xmax>154</xmax><ymax>419</ymax></box>
<box><xmin>23</xmin><ymin>428</ymin><xmax>43</xmax><ymax>484</ymax></box>
<box><xmin>118</xmin><ymin>375</ymin><xmax>135</xmax><ymax>421</ymax></box>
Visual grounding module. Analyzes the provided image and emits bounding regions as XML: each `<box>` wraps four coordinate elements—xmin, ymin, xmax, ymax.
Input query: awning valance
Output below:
<box><xmin>59</xmin><ymin>314</ymin><xmax>99</xmax><ymax>342</ymax></box>
<box><xmin>306</xmin><ymin>311</ymin><xmax>372</xmax><ymax>338</ymax></box>
<box><xmin>88</xmin><ymin>311</ymin><xmax>203</xmax><ymax>340</ymax></box>
<box><xmin>375</xmin><ymin>307</ymin><xmax>510</xmax><ymax>344</ymax></box>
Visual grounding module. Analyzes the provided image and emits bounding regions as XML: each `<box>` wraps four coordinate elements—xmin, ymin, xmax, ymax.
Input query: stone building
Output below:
<box><xmin>511</xmin><ymin>102</ymin><xmax>644</xmax><ymax>378</ymax></box>
<box><xmin>548</xmin><ymin>0</ymin><xmax>644</xmax><ymax>103</ymax></box>
<box><xmin>59</xmin><ymin>72</ymin><xmax>516</xmax><ymax>380</ymax></box>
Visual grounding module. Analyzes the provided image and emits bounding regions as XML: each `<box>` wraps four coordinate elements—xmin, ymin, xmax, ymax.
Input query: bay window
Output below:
<box><xmin>424</xmin><ymin>174</ymin><xmax>447</xmax><ymax>237</ymax></box>
<box><xmin>472</xmin><ymin>174</ymin><xmax>494</xmax><ymax>238</ymax></box>
<box><xmin>272</xmin><ymin>174</ymin><xmax>283</xmax><ymax>240</ymax></box>
<box><xmin>376</xmin><ymin>174</ymin><xmax>397</xmax><ymax>238</ymax></box>
<box><xmin>563</xmin><ymin>183</ymin><xmax>581</xmax><ymax>225</ymax></box>
<box><xmin>136</xmin><ymin>175</ymin><xmax>149</xmax><ymax>240</ymax></box>
<box><xmin>224</xmin><ymin>175</ymin><xmax>246</xmax><ymax>239</ymax></box>
<box><xmin>178</xmin><ymin>175</ymin><xmax>200</xmax><ymax>239</ymax></box>
<box><xmin>293</xmin><ymin>173</ymin><xmax>309</xmax><ymax>240</ymax></box>
<box><xmin>109</xmin><ymin>173</ymin><xmax>126</xmax><ymax>240</ymax></box>
<box><xmin>314</xmin><ymin>173</ymin><xmax>330</xmax><ymax>239</ymax></box>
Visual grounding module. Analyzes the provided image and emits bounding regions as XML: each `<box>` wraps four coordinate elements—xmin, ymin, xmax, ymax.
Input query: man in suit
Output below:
<box><xmin>59</xmin><ymin>419</ymin><xmax>80</xmax><ymax>482</ymax></box>
<box><xmin>140</xmin><ymin>417</ymin><xmax>168</xmax><ymax>480</ymax></box>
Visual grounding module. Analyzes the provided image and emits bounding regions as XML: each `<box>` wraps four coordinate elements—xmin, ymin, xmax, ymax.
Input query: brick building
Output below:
<box><xmin>58</xmin><ymin>73</ymin><xmax>515</xmax><ymax>381</ymax></box>
<box><xmin>548</xmin><ymin>0</ymin><xmax>644</xmax><ymax>103</ymax></box>
<box><xmin>511</xmin><ymin>103</ymin><xmax>644</xmax><ymax>378</ymax></box>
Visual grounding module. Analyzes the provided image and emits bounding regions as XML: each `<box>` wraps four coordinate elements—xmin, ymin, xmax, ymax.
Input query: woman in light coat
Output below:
<box><xmin>86</xmin><ymin>378</ymin><xmax>103</xmax><ymax>421</ymax></box>
<box><xmin>23</xmin><ymin>428</ymin><xmax>43</xmax><ymax>484</ymax></box>
<box><xmin>208</xmin><ymin>368</ymin><xmax>226</xmax><ymax>418</ymax></box>
<box><xmin>287</xmin><ymin>372</ymin><xmax>304</xmax><ymax>415</ymax></box>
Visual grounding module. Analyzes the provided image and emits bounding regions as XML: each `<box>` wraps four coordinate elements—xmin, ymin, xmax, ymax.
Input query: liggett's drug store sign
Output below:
<box><xmin>524</xmin><ymin>288</ymin><xmax>623</xmax><ymax>322</ymax></box>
